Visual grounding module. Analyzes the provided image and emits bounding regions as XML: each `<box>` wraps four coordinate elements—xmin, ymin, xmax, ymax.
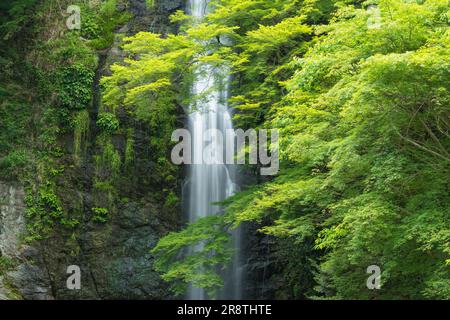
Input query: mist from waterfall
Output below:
<box><xmin>184</xmin><ymin>0</ymin><xmax>243</xmax><ymax>300</ymax></box>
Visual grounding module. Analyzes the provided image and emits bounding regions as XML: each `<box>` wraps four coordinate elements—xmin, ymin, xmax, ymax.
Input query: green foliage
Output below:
<box><xmin>96</xmin><ymin>112</ymin><xmax>120</xmax><ymax>133</ymax></box>
<box><xmin>0</xmin><ymin>256</ymin><xmax>15</xmax><ymax>277</ymax></box>
<box><xmin>205</xmin><ymin>0</ymin><xmax>317</xmax><ymax>128</ymax></box>
<box><xmin>101</xmin><ymin>30</ymin><xmax>195</xmax><ymax>183</ymax></box>
<box><xmin>92</xmin><ymin>134</ymin><xmax>121</xmax><ymax>213</ymax></box>
<box><xmin>91</xmin><ymin>207</ymin><xmax>109</xmax><ymax>223</ymax></box>
<box><xmin>151</xmin><ymin>215</ymin><xmax>234</xmax><ymax>296</ymax></box>
<box><xmin>80</xmin><ymin>0</ymin><xmax>132</xmax><ymax>50</ymax></box>
<box><xmin>0</xmin><ymin>0</ymin><xmax>125</xmax><ymax>241</ymax></box>
<box><xmin>0</xmin><ymin>58</ymin><xmax>33</xmax><ymax>179</ymax></box>
<box><xmin>152</xmin><ymin>0</ymin><xmax>450</xmax><ymax>299</ymax></box>
<box><xmin>25</xmin><ymin>183</ymin><xmax>79</xmax><ymax>241</ymax></box>
<box><xmin>124</xmin><ymin>128</ymin><xmax>134</xmax><ymax>166</ymax></box>
<box><xmin>73</xmin><ymin>110</ymin><xmax>90</xmax><ymax>164</ymax></box>
<box><xmin>0</xmin><ymin>150</ymin><xmax>29</xmax><ymax>179</ymax></box>
<box><xmin>2</xmin><ymin>0</ymin><xmax>447</xmax><ymax>300</ymax></box>
<box><xmin>272</xmin><ymin>237</ymin><xmax>318</xmax><ymax>299</ymax></box>
<box><xmin>246</xmin><ymin>0</ymin><xmax>449</xmax><ymax>299</ymax></box>
<box><xmin>94</xmin><ymin>137</ymin><xmax>122</xmax><ymax>181</ymax></box>
<box><xmin>163</xmin><ymin>191</ymin><xmax>179</xmax><ymax>210</ymax></box>
<box><xmin>57</xmin><ymin>64</ymin><xmax>94</xmax><ymax>110</ymax></box>
<box><xmin>0</xmin><ymin>0</ymin><xmax>37</xmax><ymax>40</ymax></box>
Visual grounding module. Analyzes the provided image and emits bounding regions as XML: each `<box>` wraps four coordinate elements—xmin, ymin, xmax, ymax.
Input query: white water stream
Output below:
<box><xmin>185</xmin><ymin>0</ymin><xmax>243</xmax><ymax>300</ymax></box>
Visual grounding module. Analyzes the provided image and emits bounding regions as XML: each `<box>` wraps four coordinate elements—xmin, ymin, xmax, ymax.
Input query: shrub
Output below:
<box><xmin>96</xmin><ymin>112</ymin><xmax>120</xmax><ymax>133</ymax></box>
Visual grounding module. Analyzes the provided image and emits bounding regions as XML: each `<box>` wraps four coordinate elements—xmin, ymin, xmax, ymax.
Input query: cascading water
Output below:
<box><xmin>185</xmin><ymin>0</ymin><xmax>243</xmax><ymax>300</ymax></box>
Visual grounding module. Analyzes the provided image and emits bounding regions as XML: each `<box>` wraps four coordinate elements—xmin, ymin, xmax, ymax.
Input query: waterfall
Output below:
<box><xmin>185</xmin><ymin>0</ymin><xmax>243</xmax><ymax>300</ymax></box>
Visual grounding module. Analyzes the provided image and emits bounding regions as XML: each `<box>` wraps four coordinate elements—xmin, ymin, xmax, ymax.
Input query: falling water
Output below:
<box><xmin>185</xmin><ymin>0</ymin><xmax>243</xmax><ymax>300</ymax></box>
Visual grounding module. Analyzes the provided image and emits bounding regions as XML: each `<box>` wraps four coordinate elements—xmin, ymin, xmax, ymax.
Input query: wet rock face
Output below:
<box><xmin>42</xmin><ymin>0</ymin><xmax>183</xmax><ymax>300</ymax></box>
<box><xmin>38</xmin><ymin>201</ymin><xmax>174</xmax><ymax>300</ymax></box>
<box><xmin>0</xmin><ymin>182</ymin><xmax>25</xmax><ymax>300</ymax></box>
<box><xmin>126</xmin><ymin>0</ymin><xmax>184</xmax><ymax>34</ymax></box>
<box><xmin>0</xmin><ymin>182</ymin><xmax>53</xmax><ymax>300</ymax></box>
<box><xmin>129</xmin><ymin>0</ymin><xmax>183</xmax><ymax>16</ymax></box>
<box><xmin>0</xmin><ymin>191</ymin><xmax>174</xmax><ymax>300</ymax></box>
<box><xmin>159</xmin><ymin>0</ymin><xmax>184</xmax><ymax>11</ymax></box>
<box><xmin>0</xmin><ymin>183</ymin><xmax>25</xmax><ymax>257</ymax></box>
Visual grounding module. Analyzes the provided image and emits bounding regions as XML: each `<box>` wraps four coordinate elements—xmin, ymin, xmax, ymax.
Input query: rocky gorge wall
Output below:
<box><xmin>0</xmin><ymin>0</ymin><xmax>184</xmax><ymax>300</ymax></box>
